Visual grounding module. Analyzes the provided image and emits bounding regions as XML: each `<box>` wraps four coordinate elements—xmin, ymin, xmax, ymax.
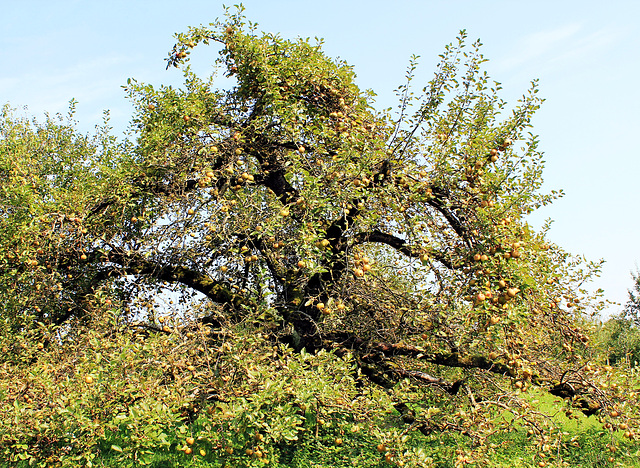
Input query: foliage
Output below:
<box><xmin>597</xmin><ymin>317</ymin><xmax>640</xmax><ymax>368</ymax></box>
<box><xmin>594</xmin><ymin>270</ymin><xmax>640</xmax><ymax>369</ymax></box>
<box><xmin>1</xmin><ymin>5</ymin><xmax>639</xmax><ymax>467</ymax></box>
<box><xmin>624</xmin><ymin>269</ymin><xmax>640</xmax><ymax>326</ymax></box>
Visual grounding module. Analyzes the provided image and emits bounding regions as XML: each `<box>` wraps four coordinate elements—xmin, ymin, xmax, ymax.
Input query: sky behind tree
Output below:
<box><xmin>2</xmin><ymin>0</ymin><xmax>638</xmax><ymax>315</ymax></box>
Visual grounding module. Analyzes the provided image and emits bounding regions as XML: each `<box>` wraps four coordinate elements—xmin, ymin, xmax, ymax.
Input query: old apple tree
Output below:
<box><xmin>1</xmin><ymin>7</ymin><xmax>638</xmax><ymax>467</ymax></box>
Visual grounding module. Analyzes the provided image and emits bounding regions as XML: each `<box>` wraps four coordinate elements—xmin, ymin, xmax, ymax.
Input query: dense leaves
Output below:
<box><xmin>1</xmin><ymin>6</ymin><xmax>638</xmax><ymax>467</ymax></box>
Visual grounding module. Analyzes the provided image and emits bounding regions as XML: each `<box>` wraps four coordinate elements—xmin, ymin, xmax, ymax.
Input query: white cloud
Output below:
<box><xmin>494</xmin><ymin>24</ymin><xmax>581</xmax><ymax>72</ymax></box>
<box><xmin>494</xmin><ymin>23</ymin><xmax>620</xmax><ymax>77</ymax></box>
<box><xmin>2</xmin><ymin>53</ymin><xmax>134</xmax><ymax>113</ymax></box>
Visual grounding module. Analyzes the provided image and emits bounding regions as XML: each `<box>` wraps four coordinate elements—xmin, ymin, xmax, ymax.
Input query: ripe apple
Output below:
<box><xmin>184</xmin><ymin>447</ymin><xmax>192</xmax><ymax>455</ymax></box>
<box><xmin>84</xmin><ymin>375</ymin><xmax>94</xmax><ymax>384</ymax></box>
<box><xmin>186</xmin><ymin>437</ymin><xmax>195</xmax><ymax>445</ymax></box>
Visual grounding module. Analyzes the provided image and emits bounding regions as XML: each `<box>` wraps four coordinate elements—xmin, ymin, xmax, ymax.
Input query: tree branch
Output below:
<box><xmin>106</xmin><ymin>249</ymin><xmax>253</xmax><ymax>310</ymax></box>
<box><xmin>352</xmin><ymin>230</ymin><xmax>453</xmax><ymax>269</ymax></box>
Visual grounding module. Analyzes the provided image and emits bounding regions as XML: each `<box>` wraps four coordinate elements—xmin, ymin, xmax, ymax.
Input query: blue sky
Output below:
<box><xmin>2</xmin><ymin>0</ymin><xmax>639</xmax><ymax>315</ymax></box>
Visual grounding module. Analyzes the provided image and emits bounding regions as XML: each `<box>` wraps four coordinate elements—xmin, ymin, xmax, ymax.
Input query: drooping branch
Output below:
<box><xmin>361</xmin><ymin>341</ymin><xmax>604</xmax><ymax>417</ymax></box>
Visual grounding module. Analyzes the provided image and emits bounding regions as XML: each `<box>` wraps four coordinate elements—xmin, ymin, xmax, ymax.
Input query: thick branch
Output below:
<box><xmin>368</xmin><ymin>343</ymin><xmax>516</xmax><ymax>377</ymax></box>
<box><xmin>428</xmin><ymin>185</ymin><xmax>470</xmax><ymax>244</ymax></box>
<box><xmin>353</xmin><ymin>230</ymin><xmax>453</xmax><ymax>269</ymax></box>
<box><xmin>106</xmin><ymin>249</ymin><xmax>252</xmax><ymax>310</ymax></box>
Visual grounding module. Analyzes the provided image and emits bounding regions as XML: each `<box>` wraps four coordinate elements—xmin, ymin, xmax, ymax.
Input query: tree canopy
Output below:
<box><xmin>1</xmin><ymin>7</ymin><xmax>638</xmax><ymax>468</ymax></box>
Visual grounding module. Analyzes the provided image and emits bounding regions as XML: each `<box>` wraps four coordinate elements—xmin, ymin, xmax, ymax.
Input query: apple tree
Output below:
<box><xmin>1</xmin><ymin>7</ymin><xmax>638</xmax><ymax>467</ymax></box>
